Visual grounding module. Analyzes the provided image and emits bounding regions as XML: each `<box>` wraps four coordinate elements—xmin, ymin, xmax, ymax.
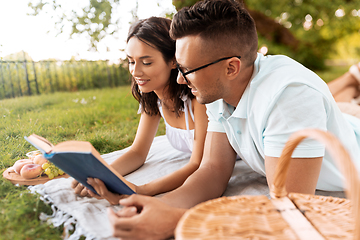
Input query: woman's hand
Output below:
<box><xmin>86</xmin><ymin>178</ymin><xmax>131</xmax><ymax>205</ymax></box>
<box><xmin>71</xmin><ymin>179</ymin><xmax>90</xmax><ymax>197</ymax></box>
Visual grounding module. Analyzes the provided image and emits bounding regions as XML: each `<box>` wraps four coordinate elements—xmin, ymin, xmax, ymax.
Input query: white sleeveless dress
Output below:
<box><xmin>158</xmin><ymin>96</ymin><xmax>195</xmax><ymax>153</ymax></box>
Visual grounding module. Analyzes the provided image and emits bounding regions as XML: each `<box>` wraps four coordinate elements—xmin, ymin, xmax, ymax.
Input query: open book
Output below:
<box><xmin>25</xmin><ymin>134</ymin><xmax>136</xmax><ymax>195</ymax></box>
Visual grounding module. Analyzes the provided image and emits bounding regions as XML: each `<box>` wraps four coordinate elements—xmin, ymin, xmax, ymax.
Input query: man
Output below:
<box><xmin>108</xmin><ymin>0</ymin><xmax>360</xmax><ymax>239</ymax></box>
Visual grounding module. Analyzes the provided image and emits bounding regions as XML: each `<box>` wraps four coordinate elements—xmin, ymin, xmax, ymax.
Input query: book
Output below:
<box><xmin>24</xmin><ymin>134</ymin><xmax>136</xmax><ymax>196</ymax></box>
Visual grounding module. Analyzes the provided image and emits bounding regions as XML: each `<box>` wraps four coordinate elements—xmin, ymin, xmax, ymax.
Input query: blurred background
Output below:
<box><xmin>0</xmin><ymin>0</ymin><xmax>359</xmax><ymax>99</ymax></box>
<box><xmin>0</xmin><ymin>0</ymin><xmax>175</xmax><ymax>61</ymax></box>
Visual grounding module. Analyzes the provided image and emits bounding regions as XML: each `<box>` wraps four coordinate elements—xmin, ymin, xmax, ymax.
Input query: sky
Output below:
<box><xmin>0</xmin><ymin>0</ymin><xmax>176</xmax><ymax>62</ymax></box>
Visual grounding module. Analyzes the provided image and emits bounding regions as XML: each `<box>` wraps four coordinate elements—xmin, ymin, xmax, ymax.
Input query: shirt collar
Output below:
<box><xmin>231</xmin><ymin>84</ymin><xmax>249</xmax><ymax>119</ymax></box>
<box><xmin>214</xmin><ymin>84</ymin><xmax>249</xmax><ymax>120</ymax></box>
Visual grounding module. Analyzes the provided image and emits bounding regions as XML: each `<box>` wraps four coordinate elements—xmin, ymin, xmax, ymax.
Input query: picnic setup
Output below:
<box><xmin>2</xmin><ymin>129</ymin><xmax>358</xmax><ymax>239</ymax></box>
<box><xmin>1</xmin><ymin>0</ymin><xmax>360</xmax><ymax>239</ymax></box>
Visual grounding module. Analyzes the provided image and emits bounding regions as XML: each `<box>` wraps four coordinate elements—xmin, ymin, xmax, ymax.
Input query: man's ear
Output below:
<box><xmin>226</xmin><ymin>57</ymin><xmax>241</xmax><ymax>80</ymax></box>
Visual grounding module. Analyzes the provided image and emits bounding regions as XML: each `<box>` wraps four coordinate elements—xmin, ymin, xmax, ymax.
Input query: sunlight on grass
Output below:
<box><xmin>0</xmin><ymin>86</ymin><xmax>165</xmax><ymax>239</ymax></box>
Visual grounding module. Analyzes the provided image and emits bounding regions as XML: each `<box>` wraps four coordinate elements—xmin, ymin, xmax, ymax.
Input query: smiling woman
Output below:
<box><xmin>126</xmin><ymin>37</ymin><xmax>174</xmax><ymax>97</ymax></box>
<box><xmin>70</xmin><ymin>16</ymin><xmax>209</xmax><ymax>203</ymax></box>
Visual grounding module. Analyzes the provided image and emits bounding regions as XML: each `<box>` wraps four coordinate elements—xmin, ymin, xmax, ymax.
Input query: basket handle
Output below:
<box><xmin>270</xmin><ymin>129</ymin><xmax>360</xmax><ymax>237</ymax></box>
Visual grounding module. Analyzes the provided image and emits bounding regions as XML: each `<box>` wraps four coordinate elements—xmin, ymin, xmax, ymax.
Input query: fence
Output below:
<box><xmin>0</xmin><ymin>59</ymin><xmax>131</xmax><ymax>100</ymax></box>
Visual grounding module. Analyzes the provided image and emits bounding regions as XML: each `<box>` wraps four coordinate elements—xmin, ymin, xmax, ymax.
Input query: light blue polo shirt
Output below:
<box><xmin>206</xmin><ymin>53</ymin><xmax>360</xmax><ymax>191</ymax></box>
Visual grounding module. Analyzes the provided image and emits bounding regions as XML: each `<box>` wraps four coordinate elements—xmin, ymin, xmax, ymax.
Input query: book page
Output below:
<box><xmin>26</xmin><ymin>134</ymin><xmax>54</xmax><ymax>153</ymax></box>
<box><xmin>53</xmin><ymin>141</ymin><xmax>92</xmax><ymax>153</ymax></box>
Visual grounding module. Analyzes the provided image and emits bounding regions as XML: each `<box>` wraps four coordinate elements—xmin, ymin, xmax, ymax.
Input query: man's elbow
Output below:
<box><xmin>202</xmin><ymin>165</ymin><xmax>233</xmax><ymax>196</ymax></box>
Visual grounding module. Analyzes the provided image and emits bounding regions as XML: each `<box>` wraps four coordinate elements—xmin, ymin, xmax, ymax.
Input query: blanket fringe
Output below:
<box><xmin>28</xmin><ymin>185</ymin><xmax>98</xmax><ymax>240</ymax></box>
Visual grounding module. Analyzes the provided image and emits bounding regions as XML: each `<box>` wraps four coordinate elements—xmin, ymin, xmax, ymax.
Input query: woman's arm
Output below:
<box><xmin>110</xmin><ymin>112</ymin><xmax>161</xmax><ymax>176</ymax></box>
<box><xmin>138</xmin><ymin>100</ymin><xmax>208</xmax><ymax>196</ymax></box>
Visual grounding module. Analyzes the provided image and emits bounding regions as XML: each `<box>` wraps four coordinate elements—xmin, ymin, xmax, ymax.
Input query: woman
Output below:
<box><xmin>72</xmin><ymin>17</ymin><xmax>208</xmax><ymax>204</ymax></box>
<box><xmin>328</xmin><ymin>63</ymin><xmax>360</xmax><ymax>118</ymax></box>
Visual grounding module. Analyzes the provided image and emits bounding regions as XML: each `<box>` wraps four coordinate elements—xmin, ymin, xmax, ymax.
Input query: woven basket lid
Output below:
<box><xmin>176</xmin><ymin>195</ymin><xmax>299</xmax><ymax>239</ymax></box>
<box><xmin>289</xmin><ymin>193</ymin><xmax>354</xmax><ymax>239</ymax></box>
<box><xmin>175</xmin><ymin>129</ymin><xmax>360</xmax><ymax>240</ymax></box>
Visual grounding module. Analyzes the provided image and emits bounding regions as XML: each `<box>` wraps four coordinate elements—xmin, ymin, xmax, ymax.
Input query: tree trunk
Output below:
<box><xmin>246</xmin><ymin>8</ymin><xmax>299</xmax><ymax>51</ymax></box>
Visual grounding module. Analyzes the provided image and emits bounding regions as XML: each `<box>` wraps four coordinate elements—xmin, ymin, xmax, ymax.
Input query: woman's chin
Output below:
<box><xmin>138</xmin><ymin>86</ymin><xmax>153</xmax><ymax>93</ymax></box>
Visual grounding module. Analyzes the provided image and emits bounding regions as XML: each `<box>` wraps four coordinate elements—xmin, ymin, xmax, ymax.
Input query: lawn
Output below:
<box><xmin>0</xmin><ymin>65</ymin><xmax>350</xmax><ymax>239</ymax></box>
<box><xmin>0</xmin><ymin>86</ymin><xmax>165</xmax><ymax>239</ymax></box>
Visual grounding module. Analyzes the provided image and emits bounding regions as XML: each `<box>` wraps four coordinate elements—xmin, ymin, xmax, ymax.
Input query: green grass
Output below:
<box><xmin>0</xmin><ymin>86</ymin><xmax>165</xmax><ymax>240</ymax></box>
<box><xmin>0</xmin><ymin>65</ymin><xmax>348</xmax><ymax>239</ymax></box>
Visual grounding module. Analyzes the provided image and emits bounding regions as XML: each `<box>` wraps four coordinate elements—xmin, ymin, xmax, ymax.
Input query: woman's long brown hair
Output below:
<box><xmin>127</xmin><ymin>17</ymin><xmax>194</xmax><ymax>117</ymax></box>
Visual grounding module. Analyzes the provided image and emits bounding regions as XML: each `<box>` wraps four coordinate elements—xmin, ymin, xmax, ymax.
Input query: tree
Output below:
<box><xmin>173</xmin><ymin>0</ymin><xmax>360</xmax><ymax>69</ymax></box>
<box><xmin>28</xmin><ymin>0</ymin><xmax>123</xmax><ymax>51</ymax></box>
<box><xmin>29</xmin><ymin>0</ymin><xmax>360</xmax><ymax>69</ymax></box>
<box><xmin>3</xmin><ymin>51</ymin><xmax>33</xmax><ymax>61</ymax></box>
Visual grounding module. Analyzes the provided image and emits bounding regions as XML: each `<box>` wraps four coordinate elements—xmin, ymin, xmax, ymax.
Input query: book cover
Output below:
<box><xmin>24</xmin><ymin>134</ymin><xmax>136</xmax><ymax>196</ymax></box>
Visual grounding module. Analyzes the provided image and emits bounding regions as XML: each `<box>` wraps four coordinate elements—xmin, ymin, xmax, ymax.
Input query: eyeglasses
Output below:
<box><xmin>176</xmin><ymin>56</ymin><xmax>241</xmax><ymax>85</ymax></box>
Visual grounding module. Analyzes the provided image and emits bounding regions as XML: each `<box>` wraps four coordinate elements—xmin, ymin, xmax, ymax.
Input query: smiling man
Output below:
<box><xmin>107</xmin><ymin>0</ymin><xmax>360</xmax><ymax>239</ymax></box>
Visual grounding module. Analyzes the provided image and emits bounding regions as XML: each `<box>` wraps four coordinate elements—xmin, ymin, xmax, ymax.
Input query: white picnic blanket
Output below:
<box><xmin>28</xmin><ymin>135</ymin><xmax>345</xmax><ymax>240</ymax></box>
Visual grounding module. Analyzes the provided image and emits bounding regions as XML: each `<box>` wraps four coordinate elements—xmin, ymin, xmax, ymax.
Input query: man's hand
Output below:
<box><xmin>108</xmin><ymin>194</ymin><xmax>187</xmax><ymax>240</ymax></box>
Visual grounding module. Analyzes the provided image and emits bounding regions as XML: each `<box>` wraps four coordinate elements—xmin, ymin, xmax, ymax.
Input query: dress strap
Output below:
<box><xmin>183</xmin><ymin>99</ymin><xmax>193</xmax><ymax>140</ymax></box>
<box><xmin>158</xmin><ymin>100</ymin><xmax>169</xmax><ymax>126</ymax></box>
<box><xmin>184</xmin><ymin>101</ymin><xmax>190</xmax><ymax>131</ymax></box>
<box><xmin>188</xmin><ymin>98</ymin><xmax>195</xmax><ymax>122</ymax></box>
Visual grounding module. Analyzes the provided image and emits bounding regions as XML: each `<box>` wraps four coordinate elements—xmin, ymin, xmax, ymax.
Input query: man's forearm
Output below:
<box><xmin>160</xmin><ymin>164</ymin><xmax>233</xmax><ymax>208</ymax></box>
<box><xmin>160</xmin><ymin>132</ymin><xmax>237</xmax><ymax>209</ymax></box>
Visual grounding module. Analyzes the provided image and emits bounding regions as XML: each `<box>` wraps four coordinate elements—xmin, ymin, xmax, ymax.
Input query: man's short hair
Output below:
<box><xmin>170</xmin><ymin>0</ymin><xmax>258</xmax><ymax>66</ymax></box>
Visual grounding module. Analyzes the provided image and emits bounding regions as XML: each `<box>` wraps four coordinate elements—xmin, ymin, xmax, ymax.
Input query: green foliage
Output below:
<box><xmin>315</xmin><ymin>65</ymin><xmax>349</xmax><ymax>83</ymax></box>
<box><xmin>0</xmin><ymin>58</ymin><xmax>131</xmax><ymax>100</ymax></box>
<box><xmin>172</xmin><ymin>0</ymin><xmax>198</xmax><ymax>10</ymax></box>
<box><xmin>27</xmin><ymin>0</ymin><xmax>178</xmax><ymax>51</ymax></box>
<box><xmin>26</xmin><ymin>0</ymin><xmax>360</xmax><ymax>69</ymax></box>
<box><xmin>2</xmin><ymin>51</ymin><xmax>33</xmax><ymax>61</ymax></box>
<box><xmin>28</xmin><ymin>0</ymin><xmax>120</xmax><ymax>50</ymax></box>
<box><xmin>330</xmin><ymin>33</ymin><xmax>360</xmax><ymax>63</ymax></box>
<box><xmin>71</xmin><ymin>0</ymin><xmax>117</xmax><ymax>50</ymax></box>
<box><xmin>172</xmin><ymin>0</ymin><xmax>360</xmax><ymax>69</ymax></box>
<box><xmin>246</xmin><ymin>0</ymin><xmax>360</xmax><ymax>62</ymax></box>
<box><xmin>0</xmin><ymin>86</ymin><xmax>165</xmax><ymax>239</ymax></box>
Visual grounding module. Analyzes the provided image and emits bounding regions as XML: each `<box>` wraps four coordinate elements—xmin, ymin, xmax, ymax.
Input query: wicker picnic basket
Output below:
<box><xmin>175</xmin><ymin>129</ymin><xmax>360</xmax><ymax>240</ymax></box>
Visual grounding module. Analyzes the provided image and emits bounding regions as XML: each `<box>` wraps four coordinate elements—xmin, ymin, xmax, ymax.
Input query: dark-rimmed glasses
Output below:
<box><xmin>176</xmin><ymin>56</ymin><xmax>241</xmax><ymax>85</ymax></box>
